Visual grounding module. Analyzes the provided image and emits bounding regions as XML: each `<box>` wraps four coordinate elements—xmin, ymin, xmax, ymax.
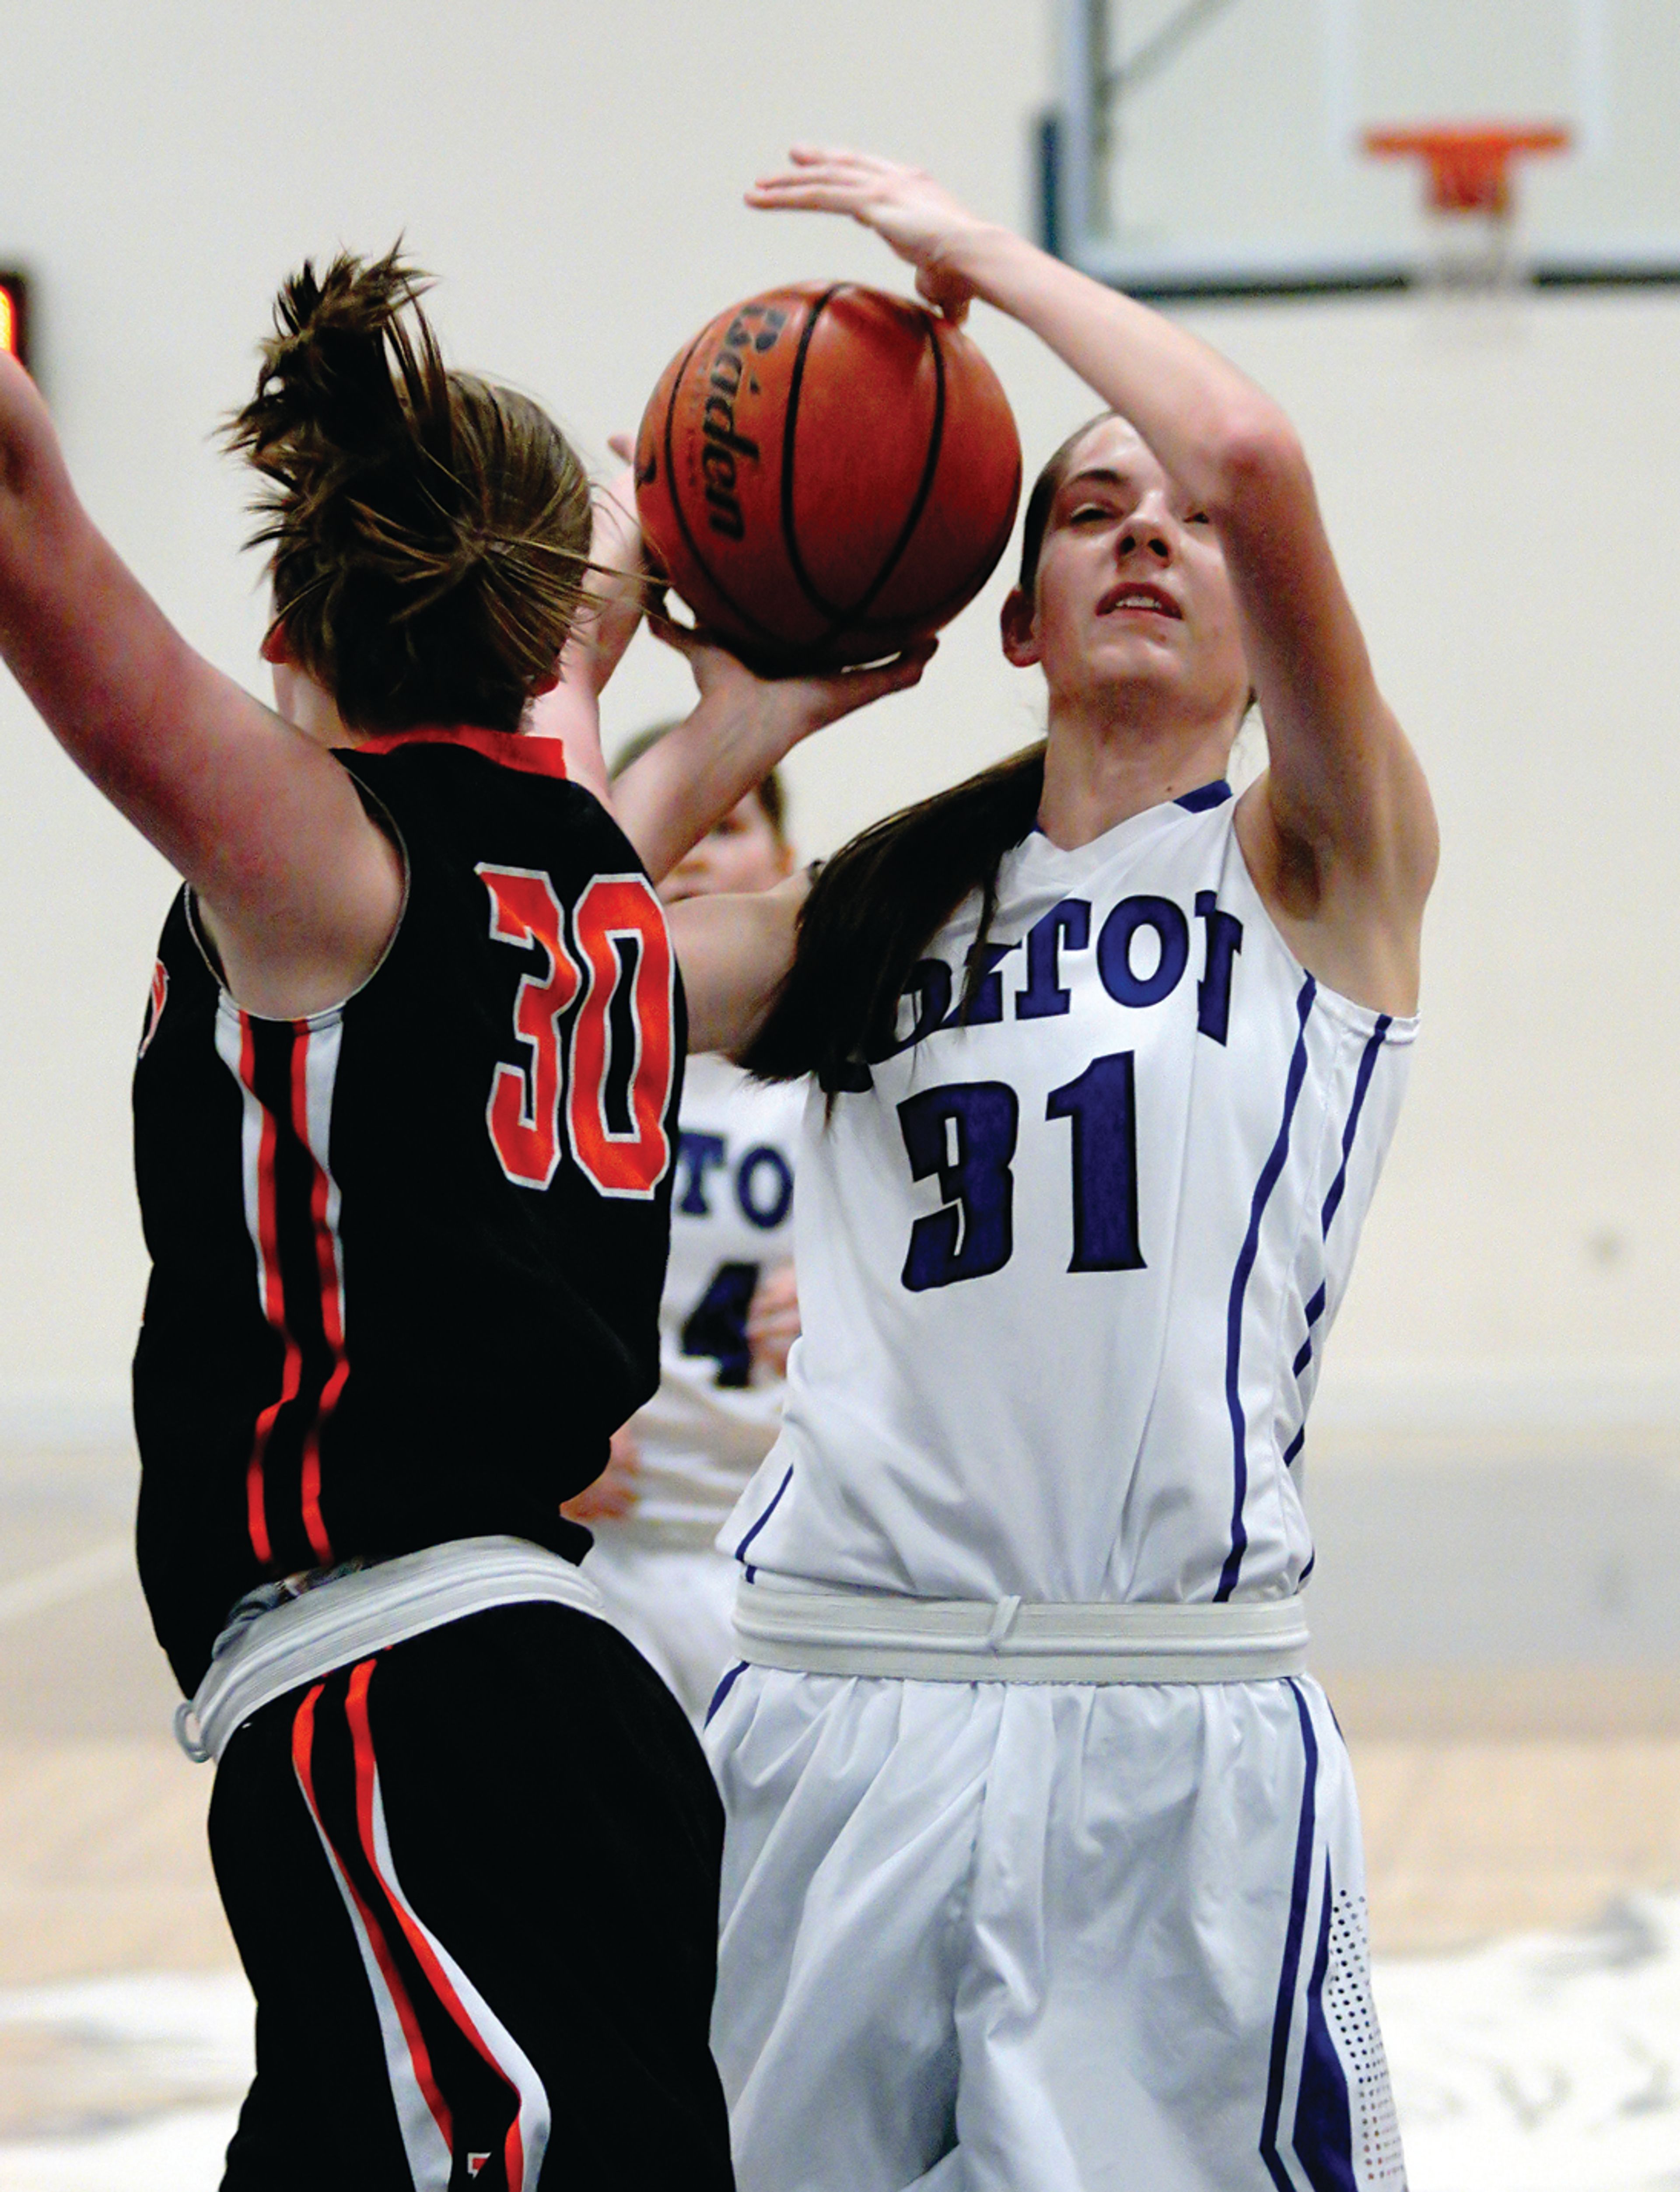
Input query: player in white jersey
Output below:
<box><xmin>566</xmin><ymin>752</ymin><xmax>804</xmax><ymax>1719</ymax></box>
<box><xmin>651</xmin><ymin>149</ymin><xmax>1438</xmax><ymax>2192</ymax></box>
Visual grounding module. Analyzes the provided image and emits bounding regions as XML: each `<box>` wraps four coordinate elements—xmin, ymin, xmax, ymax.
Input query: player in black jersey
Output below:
<box><xmin>0</xmin><ymin>251</ymin><xmax>926</xmax><ymax>2189</ymax></box>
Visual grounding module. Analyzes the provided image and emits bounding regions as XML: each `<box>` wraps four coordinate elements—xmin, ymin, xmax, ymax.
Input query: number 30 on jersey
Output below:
<box><xmin>476</xmin><ymin>865</ymin><xmax>676</xmax><ymax>1199</ymax></box>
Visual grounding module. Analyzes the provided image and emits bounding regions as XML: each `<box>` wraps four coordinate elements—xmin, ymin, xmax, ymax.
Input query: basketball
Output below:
<box><xmin>634</xmin><ymin>281</ymin><xmax>1022</xmax><ymax>668</ymax></box>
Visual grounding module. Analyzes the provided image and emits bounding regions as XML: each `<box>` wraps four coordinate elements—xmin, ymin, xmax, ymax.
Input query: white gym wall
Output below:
<box><xmin>0</xmin><ymin>0</ymin><xmax>1673</xmax><ymax>1609</ymax></box>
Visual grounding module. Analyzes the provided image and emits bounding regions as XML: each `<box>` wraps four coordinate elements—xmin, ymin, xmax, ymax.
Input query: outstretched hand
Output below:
<box><xmin>746</xmin><ymin>147</ymin><xmax>991</xmax><ymax>324</ymax></box>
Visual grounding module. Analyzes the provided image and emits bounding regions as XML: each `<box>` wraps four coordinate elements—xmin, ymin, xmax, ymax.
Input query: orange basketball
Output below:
<box><xmin>634</xmin><ymin>282</ymin><xmax>1022</xmax><ymax>669</ymax></box>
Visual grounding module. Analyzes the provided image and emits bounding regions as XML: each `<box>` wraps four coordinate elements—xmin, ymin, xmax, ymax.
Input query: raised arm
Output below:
<box><xmin>610</xmin><ymin>616</ymin><xmax>932</xmax><ymax>884</ymax></box>
<box><xmin>0</xmin><ymin>353</ymin><xmax>399</xmax><ymax>1016</ymax></box>
<box><xmin>748</xmin><ymin>149</ymin><xmax>1438</xmax><ymax>1014</ymax></box>
<box><xmin>533</xmin><ymin>455</ymin><xmax>933</xmax><ymax>888</ymax></box>
<box><xmin>525</xmin><ymin>465</ymin><xmax>648</xmax><ymax>812</ymax></box>
<box><xmin>612</xmin><ymin>622</ymin><xmax>928</xmax><ymax>1054</ymax></box>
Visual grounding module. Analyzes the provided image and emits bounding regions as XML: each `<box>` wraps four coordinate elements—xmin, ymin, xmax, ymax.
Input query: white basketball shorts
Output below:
<box><xmin>705</xmin><ymin>1666</ymin><xmax>1405</xmax><ymax>2192</ymax></box>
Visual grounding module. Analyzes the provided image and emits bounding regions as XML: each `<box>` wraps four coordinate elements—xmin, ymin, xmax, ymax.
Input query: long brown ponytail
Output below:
<box><xmin>225</xmin><ymin>246</ymin><xmax>592</xmax><ymax>734</ymax></box>
<box><xmin>743</xmin><ymin>741</ymin><xmax>1047</xmax><ymax>1087</ymax></box>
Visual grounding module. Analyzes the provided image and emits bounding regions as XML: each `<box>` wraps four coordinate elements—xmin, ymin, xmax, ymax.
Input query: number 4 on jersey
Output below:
<box><xmin>477</xmin><ymin>865</ymin><xmax>676</xmax><ymax>1199</ymax></box>
<box><xmin>682</xmin><ymin>1260</ymin><xmax>761</xmax><ymax>1387</ymax></box>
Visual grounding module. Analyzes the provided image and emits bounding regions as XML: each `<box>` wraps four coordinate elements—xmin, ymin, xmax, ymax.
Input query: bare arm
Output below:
<box><xmin>532</xmin><ymin>451</ymin><xmax>933</xmax><ymax>884</ymax></box>
<box><xmin>525</xmin><ymin>464</ymin><xmax>649</xmax><ymax>811</ymax></box>
<box><xmin>666</xmin><ymin>870</ymin><xmax>808</xmax><ymax>1056</ymax></box>
<box><xmin>611</xmin><ymin>617</ymin><xmax>932</xmax><ymax>884</ymax></box>
<box><xmin>0</xmin><ymin>353</ymin><xmax>402</xmax><ymax>1015</ymax></box>
<box><xmin>748</xmin><ymin>150</ymin><xmax>1438</xmax><ymax>1013</ymax></box>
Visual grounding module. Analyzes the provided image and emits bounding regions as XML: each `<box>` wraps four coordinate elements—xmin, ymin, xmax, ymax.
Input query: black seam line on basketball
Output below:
<box><xmin>837</xmin><ymin>450</ymin><xmax>1023</xmax><ymax>630</ymax></box>
<box><xmin>780</xmin><ymin>294</ymin><xmax>952</xmax><ymax>641</ymax></box>
<box><xmin>661</xmin><ymin>325</ymin><xmax>785</xmax><ymax>648</ymax></box>
<box><xmin>779</xmin><ymin>285</ymin><xmax>852</xmax><ymax>623</ymax></box>
<box><xmin>816</xmin><ymin>309</ymin><xmax>949</xmax><ymax>641</ymax></box>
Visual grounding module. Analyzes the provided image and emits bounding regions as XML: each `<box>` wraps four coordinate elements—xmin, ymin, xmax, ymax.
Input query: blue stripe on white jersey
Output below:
<box><xmin>1278</xmin><ymin>1013</ymin><xmax>1400</xmax><ymax>1486</ymax></box>
<box><xmin>1217</xmin><ymin>975</ymin><xmax>1317</xmax><ymax>1602</ymax></box>
<box><xmin>719</xmin><ymin>788</ymin><xmax>1416</xmax><ymax>1606</ymax></box>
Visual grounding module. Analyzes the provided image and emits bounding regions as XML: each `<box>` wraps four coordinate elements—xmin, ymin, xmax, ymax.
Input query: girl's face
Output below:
<box><xmin>659</xmin><ymin>793</ymin><xmax>794</xmax><ymax>905</ymax></box>
<box><xmin>1003</xmin><ymin>417</ymin><xmax>1250</xmax><ymax>732</ymax></box>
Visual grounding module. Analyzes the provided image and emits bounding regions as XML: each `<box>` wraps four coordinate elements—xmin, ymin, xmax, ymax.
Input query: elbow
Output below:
<box><xmin>1202</xmin><ymin>405</ymin><xmax>1311</xmax><ymax>525</ymax></box>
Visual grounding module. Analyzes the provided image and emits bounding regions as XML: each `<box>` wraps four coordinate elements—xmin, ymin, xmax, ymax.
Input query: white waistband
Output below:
<box><xmin>587</xmin><ymin>1513</ymin><xmax>729</xmax><ymax>1554</ymax></box>
<box><xmin>175</xmin><ymin>1536</ymin><xmax>607</xmax><ymax>1764</ymax></box>
<box><xmin>731</xmin><ymin>1578</ymin><xmax>1310</xmax><ymax>1684</ymax></box>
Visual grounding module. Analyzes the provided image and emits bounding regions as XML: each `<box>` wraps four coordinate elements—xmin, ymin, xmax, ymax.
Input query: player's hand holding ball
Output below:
<box><xmin>633</xmin><ymin>150</ymin><xmax>1022</xmax><ymax>675</ymax></box>
<box><xmin>648</xmin><ymin>608</ymin><xmax>935</xmax><ymax>745</ymax></box>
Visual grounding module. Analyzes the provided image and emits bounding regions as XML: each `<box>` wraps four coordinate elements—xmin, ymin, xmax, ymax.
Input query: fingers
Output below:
<box><xmin>747</xmin><ymin>1260</ymin><xmax>799</xmax><ymax>1327</ymax></box>
<box><xmin>606</xmin><ymin>431</ymin><xmax>634</xmax><ymax>464</ymax></box>
<box><xmin>645</xmin><ymin>608</ymin><xmax>706</xmax><ymax>660</ymax></box>
<box><xmin>782</xmin><ymin>144</ymin><xmax>897</xmax><ymax>178</ymax></box>
<box><xmin>748</xmin><ymin>1309</ymin><xmax>800</xmax><ymax>1348</ymax></box>
<box><xmin>744</xmin><ymin>181</ymin><xmax>865</xmax><ymax>215</ymax></box>
<box><xmin>814</xmin><ymin>636</ymin><xmax>937</xmax><ymax>717</ymax></box>
<box><xmin>747</xmin><ymin>145</ymin><xmax>910</xmax><ymax>208</ymax></box>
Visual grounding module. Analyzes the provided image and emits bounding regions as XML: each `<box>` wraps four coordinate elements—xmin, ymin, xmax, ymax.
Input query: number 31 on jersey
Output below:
<box><xmin>476</xmin><ymin>865</ymin><xmax>676</xmax><ymax>1199</ymax></box>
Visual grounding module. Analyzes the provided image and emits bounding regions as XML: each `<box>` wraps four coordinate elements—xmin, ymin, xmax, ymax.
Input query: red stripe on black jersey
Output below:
<box><xmin>218</xmin><ymin>1010</ymin><xmax>348</xmax><ymax>1572</ymax></box>
<box><xmin>291</xmin><ymin>1021</ymin><xmax>348</xmax><ymax>1565</ymax></box>
<box><xmin>138</xmin><ymin>960</ymin><xmax>168</xmax><ymax>1058</ymax></box>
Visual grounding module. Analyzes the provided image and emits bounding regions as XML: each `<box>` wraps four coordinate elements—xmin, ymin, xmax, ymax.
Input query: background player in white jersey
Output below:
<box><xmin>655</xmin><ymin>150</ymin><xmax>1439</xmax><ymax>2191</ymax></box>
<box><xmin>566</xmin><ymin>740</ymin><xmax>804</xmax><ymax>1720</ymax></box>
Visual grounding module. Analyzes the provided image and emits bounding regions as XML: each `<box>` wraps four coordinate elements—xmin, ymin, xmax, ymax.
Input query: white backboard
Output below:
<box><xmin>1046</xmin><ymin>0</ymin><xmax>1680</xmax><ymax>295</ymax></box>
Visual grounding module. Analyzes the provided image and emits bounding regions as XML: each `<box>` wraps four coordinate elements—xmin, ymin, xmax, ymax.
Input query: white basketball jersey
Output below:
<box><xmin>622</xmin><ymin>1052</ymin><xmax>803</xmax><ymax>1531</ymax></box>
<box><xmin>724</xmin><ymin>783</ymin><xmax>1414</xmax><ymax>1605</ymax></box>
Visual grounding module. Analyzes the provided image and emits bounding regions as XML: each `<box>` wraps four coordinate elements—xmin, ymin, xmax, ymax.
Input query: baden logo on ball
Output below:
<box><xmin>636</xmin><ymin>282</ymin><xmax>1023</xmax><ymax>670</ymax></box>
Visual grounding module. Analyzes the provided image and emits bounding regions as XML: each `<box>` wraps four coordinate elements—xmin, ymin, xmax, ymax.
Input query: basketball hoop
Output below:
<box><xmin>1362</xmin><ymin>124</ymin><xmax>1572</xmax><ymax>290</ymax></box>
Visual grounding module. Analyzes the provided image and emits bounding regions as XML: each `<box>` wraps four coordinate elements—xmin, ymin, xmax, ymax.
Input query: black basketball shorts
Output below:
<box><xmin>208</xmin><ymin>1601</ymin><xmax>735</xmax><ymax>2190</ymax></box>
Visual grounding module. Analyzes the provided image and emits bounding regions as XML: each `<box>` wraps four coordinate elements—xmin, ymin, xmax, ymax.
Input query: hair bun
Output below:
<box><xmin>226</xmin><ymin>248</ymin><xmax>593</xmax><ymax>734</ymax></box>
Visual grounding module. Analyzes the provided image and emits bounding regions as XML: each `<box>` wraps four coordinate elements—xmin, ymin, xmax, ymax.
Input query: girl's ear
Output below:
<box><xmin>1000</xmin><ymin>587</ymin><xmax>1041</xmax><ymax>668</ymax></box>
<box><xmin>260</xmin><ymin>622</ymin><xmax>289</xmax><ymax>666</ymax></box>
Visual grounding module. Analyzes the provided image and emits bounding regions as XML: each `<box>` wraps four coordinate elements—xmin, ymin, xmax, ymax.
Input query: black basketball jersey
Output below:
<box><xmin>133</xmin><ymin>727</ymin><xmax>685</xmax><ymax>1692</ymax></box>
